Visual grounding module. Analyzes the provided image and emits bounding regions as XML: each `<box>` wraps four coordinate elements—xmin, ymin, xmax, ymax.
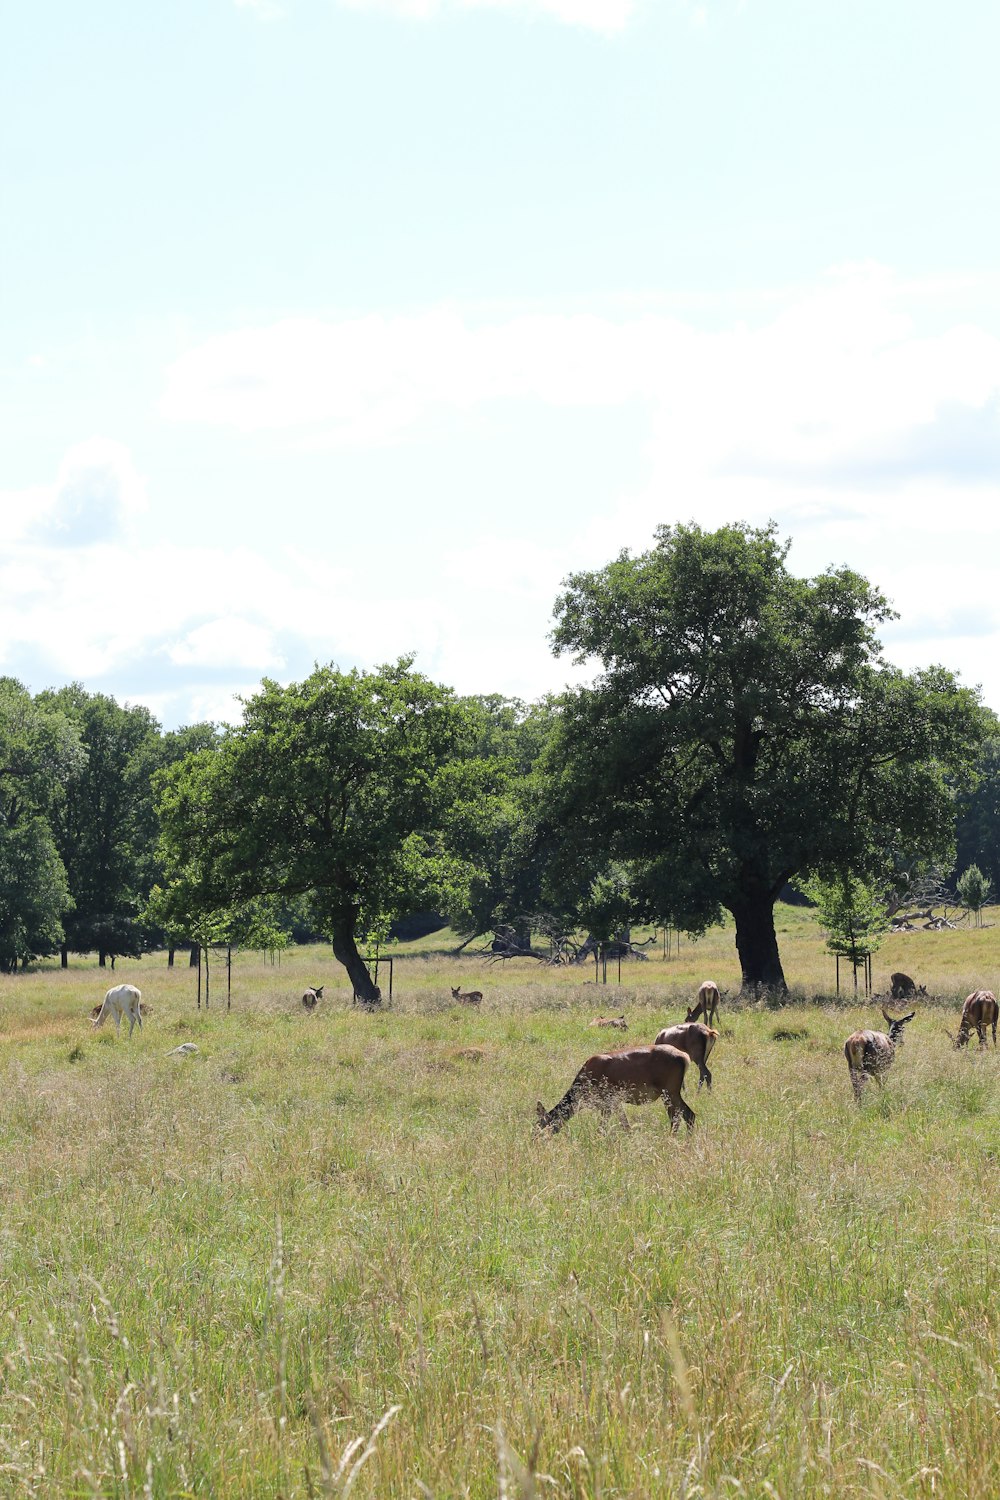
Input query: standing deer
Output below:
<box><xmin>954</xmin><ymin>989</ymin><xmax>998</xmax><ymax>1048</ymax></box>
<box><xmin>653</xmin><ymin>1021</ymin><xmax>718</xmax><ymax>1090</ymax></box>
<box><xmin>844</xmin><ymin>1007</ymin><xmax>915</xmax><ymax>1099</ymax></box>
<box><xmin>685</xmin><ymin>980</ymin><xmax>721</xmax><ymax>1028</ymax></box>
<box><xmin>302</xmin><ymin>985</ymin><xmax>324</xmax><ymax>1010</ymax></box>
<box><xmin>536</xmin><ymin>1045</ymin><xmax>696</xmax><ymax>1134</ymax></box>
<box><xmin>451</xmin><ymin>986</ymin><xmax>483</xmax><ymax>1006</ymax></box>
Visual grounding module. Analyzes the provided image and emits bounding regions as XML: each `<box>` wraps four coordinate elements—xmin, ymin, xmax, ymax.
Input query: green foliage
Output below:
<box><xmin>804</xmin><ymin>873</ymin><xmax>890</xmax><ymax>965</ymax></box>
<box><xmin>548</xmin><ymin>521</ymin><xmax>990</xmax><ymax>990</ymax></box>
<box><xmin>577</xmin><ymin>863</ymin><xmax>634</xmax><ymax>944</ymax></box>
<box><xmin>954</xmin><ymin>737</ymin><xmax>1000</xmax><ymax>891</ymax></box>
<box><xmin>0</xmin><ymin>678</ymin><xmax>83</xmax><ymax>970</ymax></box>
<box><xmin>39</xmin><ymin>684</ymin><xmax>165</xmax><ymax>960</ymax></box>
<box><xmin>436</xmin><ymin>695</ymin><xmax>558</xmax><ymax>941</ymax></box>
<box><xmin>956</xmin><ymin>862</ymin><xmax>991</xmax><ymax>927</ymax></box>
<box><xmin>155</xmin><ymin>660</ymin><xmax>489</xmax><ymax>995</ymax></box>
<box><xmin>0</xmin><ymin>817</ymin><xmax>73</xmax><ymax>972</ymax></box>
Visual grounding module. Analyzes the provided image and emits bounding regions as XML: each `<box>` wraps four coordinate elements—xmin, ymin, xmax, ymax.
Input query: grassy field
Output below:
<box><xmin>1</xmin><ymin>907</ymin><xmax>999</xmax><ymax>1497</ymax></box>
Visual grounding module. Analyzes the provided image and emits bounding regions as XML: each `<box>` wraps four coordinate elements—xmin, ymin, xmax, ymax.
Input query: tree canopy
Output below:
<box><xmin>155</xmin><ymin>660</ymin><xmax>494</xmax><ymax>1000</ymax></box>
<box><xmin>0</xmin><ymin>678</ymin><xmax>83</xmax><ymax>971</ymax></box>
<box><xmin>548</xmin><ymin>521</ymin><xmax>990</xmax><ymax>990</ymax></box>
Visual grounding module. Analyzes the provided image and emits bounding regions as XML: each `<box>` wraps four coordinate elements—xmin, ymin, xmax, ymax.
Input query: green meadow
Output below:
<box><xmin>1</xmin><ymin>909</ymin><xmax>998</xmax><ymax>1498</ymax></box>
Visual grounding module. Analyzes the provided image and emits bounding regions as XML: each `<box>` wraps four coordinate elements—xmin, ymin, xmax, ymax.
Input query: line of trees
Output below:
<box><xmin>3</xmin><ymin>523</ymin><xmax>996</xmax><ymax>991</ymax></box>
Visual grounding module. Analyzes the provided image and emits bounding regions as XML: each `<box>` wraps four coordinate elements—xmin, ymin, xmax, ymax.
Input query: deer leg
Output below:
<box><xmin>698</xmin><ymin>1062</ymin><xmax>712</xmax><ymax>1091</ymax></box>
<box><xmin>615</xmin><ymin>1102</ymin><xmax>632</xmax><ymax>1133</ymax></box>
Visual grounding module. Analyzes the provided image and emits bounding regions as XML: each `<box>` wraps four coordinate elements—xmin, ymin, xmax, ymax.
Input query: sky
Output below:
<box><xmin>2</xmin><ymin>0</ymin><xmax>999</xmax><ymax>727</ymax></box>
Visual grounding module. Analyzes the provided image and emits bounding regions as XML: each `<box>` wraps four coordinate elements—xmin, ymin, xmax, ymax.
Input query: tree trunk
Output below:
<box><xmin>331</xmin><ymin>910</ymin><xmax>381</xmax><ymax>1004</ymax></box>
<box><xmin>98</xmin><ymin>951</ymin><xmax>107</xmax><ymax>968</ymax></box>
<box><xmin>730</xmin><ymin>892</ymin><xmax>787</xmax><ymax>994</ymax></box>
<box><xmin>189</xmin><ymin>943</ymin><xmax>199</xmax><ymax>967</ymax></box>
<box><xmin>168</xmin><ymin>946</ymin><xmax>175</xmax><ymax>968</ymax></box>
<box><xmin>61</xmin><ymin>945</ymin><xmax>68</xmax><ymax>970</ymax></box>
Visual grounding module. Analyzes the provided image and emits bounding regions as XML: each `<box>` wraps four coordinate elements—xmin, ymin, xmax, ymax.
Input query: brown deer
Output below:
<box><xmin>685</xmin><ymin>979</ymin><xmax>721</xmax><ymax>1028</ymax></box>
<box><xmin>890</xmin><ymin>972</ymin><xmax>927</xmax><ymax>1001</ymax></box>
<box><xmin>451</xmin><ymin>986</ymin><xmax>483</xmax><ymax>1006</ymax></box>
<box><xmin>954</xmin><ymin>989</ymin><xmax>998</xmax><ymax>1048</ymax></box>
<box><xmin>589</xmin><ymin>1015</ymin><xmax>627</xmax><ymax>1030</ymax></box>
<box><xmin>536</xmin><ymin>1045</ymin><xmax>696</xmax><ymax>1134</ymax></box>
<box><xmin>844</xmin><ymin>1007</ymin><xmax>915</xmax><ymax>1099</ymax></box>
<box><xmin>654</xmin><ymin>1021</ymin><xmax>719</xmax><ymax>1090</ymax></box>
<box><xmin>302</xmin><ymin>985</ymin><xmax>324</xmax><ymax>1010</ymax></box>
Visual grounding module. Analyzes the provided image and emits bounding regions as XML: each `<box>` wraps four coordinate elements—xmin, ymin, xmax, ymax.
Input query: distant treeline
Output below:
<box><xmin>2</xmin><ymin>523</ymin><xmax>997</xmax><ymax>989</ymax></box>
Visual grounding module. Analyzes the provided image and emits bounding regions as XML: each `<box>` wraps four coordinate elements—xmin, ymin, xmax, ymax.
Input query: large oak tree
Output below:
<box><xmin>548</xmin><ymin>522</ymin><xmax>989</xmax><ymax>991</ymax></box>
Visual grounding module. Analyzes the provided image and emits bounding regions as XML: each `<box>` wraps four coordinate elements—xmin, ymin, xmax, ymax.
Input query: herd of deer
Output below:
<box><xmin>93</xmin><ymin>971</ymin><xmax>994</xmax><ymax>1133</ymax></box>
<box><xmin>537</xmin><ymin>977</ymin><xmax>1000</xmax><ymax>1133</ymax></box>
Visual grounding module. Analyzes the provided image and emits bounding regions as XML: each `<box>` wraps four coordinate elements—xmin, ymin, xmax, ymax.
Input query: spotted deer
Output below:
<box><xmin>451</xmin><ymin>986</ymin><xmax>483</xmax><ymax>1006</ymax></box>
<box><xmin>844</xmin><ymin>1007</ymin><xmax>915</xmax><ymax>1099</ymax></box>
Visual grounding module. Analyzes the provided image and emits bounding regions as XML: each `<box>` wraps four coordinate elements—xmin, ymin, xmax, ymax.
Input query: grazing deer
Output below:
<box><xmin>589</xmin><ymin>1015</ymin><xmax>627</xmax><ymax>1030</ymax></box>
<box><xmin>954</xmin><ymin>989</ymin><xmax>998</xmax><ymax>1048</ymax></box>
<box><xmin>685</xmin><ymin>979</ymin><xmax>721</xmax><ymax>1028</ymax></box>
<box><xmin>654</xmin><ymin>1021</ymin><xmax>718</xmax><ymax>1090</ymax></box>
<box><xmin>302</xmin><ymin>985</ymin><xmax>324</xmax><ymax>1010</ymax></box>
<box><xmin>844</xmin><ymin>1007</ymin><xmax>915</xmax><ymax>1099</ymax></box>
<box><xmin>451</xmin><ymin>986</ymin><xmax>483</xmax><ymax>1006</ymax></box>
<box><xmin>89</xmin><ymin>1001</ymin><xmax>150</xmax><ymax>1020</ymax></box>
<box><xmin>890</xmin><ymin>972</ymin><xmax>927</xmax><ymax>1001</ymax></box>
<box><xmin>91</xmin><ymin>983</ymin><xmax>144</xmax><ymax>1038</ymax></box>
<box><xmin>536</xmin><ymin>1045</ymin><xmax>696</xmax><ymax>1134</ymax></box>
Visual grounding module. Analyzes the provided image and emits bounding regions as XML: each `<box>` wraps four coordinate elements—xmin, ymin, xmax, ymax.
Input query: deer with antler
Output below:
<box><xmin>844</xmin><ymin>1007</ymin><xmax>915</xmax><ymax>1100</ymax></box>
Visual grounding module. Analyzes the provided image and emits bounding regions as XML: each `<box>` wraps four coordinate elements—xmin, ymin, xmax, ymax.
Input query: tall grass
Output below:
<box><xmin>0</xmin><ymin>910</ymin><xmax>998</xmax><ymax>1496</ymax></box>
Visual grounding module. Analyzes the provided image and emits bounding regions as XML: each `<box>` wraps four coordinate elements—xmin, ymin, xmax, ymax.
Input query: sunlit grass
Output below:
<box><xmin>0</xmin><ymin>912</ymin><xmax>998</xmax><ymax>1495</ymax></box>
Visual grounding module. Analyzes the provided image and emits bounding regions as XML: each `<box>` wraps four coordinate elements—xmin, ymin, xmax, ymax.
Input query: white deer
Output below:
<box><xmin>92</xmin><ymin>983</ymin><xmax>144</xmax><ymax>1038</ymax></box>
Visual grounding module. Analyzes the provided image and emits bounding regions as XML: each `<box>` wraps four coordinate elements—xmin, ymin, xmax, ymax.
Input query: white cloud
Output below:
<box><xmin>337</xmin><ymin>0</ymin><xmax>635</xmax><ymax>32</ymax></box>
<box><xmin>161</xmin><ymin>265</ymin><xmax>1000</xmax><ymax>485</ymax></box>
<box><xmin>158</xmin><ymin>265</ymin><xmax>1000</xmax><ymax>711</ymax></box>
<box><xmin>234</xmin><ymin>0</ymin><xmax>286</xmax><ymax>19</ymax></box>
<box><xmin>9</xmin><ymin>265</ymin><xmax>1000</xmax><ymax>723</ymax></box>
<box><xmin>167</xmin><ymin>618</ymin><xmax>286</xmax><ymax>671</ymax></box>
<box><xmin>11</xmin><ymin>438</ymin><xmax>148</xmax><ymax>551</ymax></box>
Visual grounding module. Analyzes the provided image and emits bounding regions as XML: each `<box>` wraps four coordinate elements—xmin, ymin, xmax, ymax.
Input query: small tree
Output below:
<box><xmin>956</xmin><ymin>864</ymin><xmax>992</xmax><ymax>929</ymax></box>
<box><xmin>806</xmin><ymin>875</ymin><xmax>890</xmax><ymax>992</ymax></box>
